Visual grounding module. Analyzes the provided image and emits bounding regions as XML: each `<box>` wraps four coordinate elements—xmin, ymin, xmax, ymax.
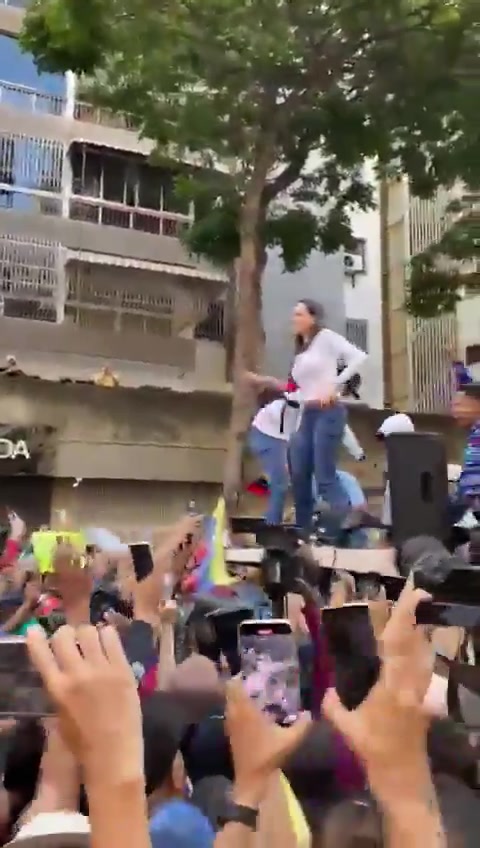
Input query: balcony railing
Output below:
<box><xmin>0</xmin><ymin>80</ymin><xmax>65</xmax><ymax>116</ymax></box>
<box><xmin>69</xmin><ymin>196</ymin><xmax>191</xmax><ymax>238</ymax></box>
<box><xmin>0</xmin><ymin>186</ymin><xmax>62</xmax><ymax>216</ymax></box>
<box><xmin>194</xmin><ymin>301</ymin><xmax>225</xmax><ymax>343</ymax></box>
<box><xmin>74</xmin><ymin>101</ymin><xmax>137</xmax><ymax>131</ymax></box>
<box><xmin>408</xmin><ymin>314</ymin><xmax>457</xmax><ymax>413</ymax></box>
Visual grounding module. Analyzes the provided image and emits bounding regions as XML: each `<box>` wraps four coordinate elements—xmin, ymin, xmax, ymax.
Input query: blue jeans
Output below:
<box><xmin>248</xmin><ymin>426</ymin><xmax>288</xmax><ymax>524</ymax></box>
<box><xmin>289</xmin><ymin>405</ymin><xmax>348</xmax><ymax>530</ymax></box>
<box><xmin>311</xmin><ymin>476</ymin><xmax>369</xmax><ymax>548</ymax></box>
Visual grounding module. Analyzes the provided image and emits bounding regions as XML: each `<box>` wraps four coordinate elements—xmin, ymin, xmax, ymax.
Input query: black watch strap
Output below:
<box><xmin>218</xmin><ymin>802</ymin><xmax>258</xmax><ymax>830</ymax></box>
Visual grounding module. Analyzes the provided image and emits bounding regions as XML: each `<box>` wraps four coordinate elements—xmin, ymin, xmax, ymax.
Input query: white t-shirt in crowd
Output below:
<box><xmin>252</xmin><ymin>400</ymin><xmax>366</xmax><ymax>462</ymax></box>
<box><xmin>291</xmin><ymin>328</ymin><xmax>367</xmax><ymax>402</ymax></box>
<box><xmin>251</xmin><ymin>399</ymin><xmax>299</xmax><ymax>441</ymax></box>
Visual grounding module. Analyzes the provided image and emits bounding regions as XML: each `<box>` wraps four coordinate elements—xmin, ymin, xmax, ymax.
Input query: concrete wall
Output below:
<box><xmin>0</xmin><ymin>316</ymin><xmax>196</xmax><ymax>369</ymax></box>
<box><xmin>0</xmin><ymin>377</ymin><xmax>230</xmax><ymax>483</ymax></box>
<box><xmin>0</xmin><ymin>377</ymin><xmax>466</xmax><ymax>528</ymax></box>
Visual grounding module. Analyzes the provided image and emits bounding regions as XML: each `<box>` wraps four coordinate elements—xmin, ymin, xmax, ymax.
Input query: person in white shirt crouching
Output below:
<box><xmin>248</xmin><ymin>394</ymin><xmax>366</xmax><ymax>525</ymax></box>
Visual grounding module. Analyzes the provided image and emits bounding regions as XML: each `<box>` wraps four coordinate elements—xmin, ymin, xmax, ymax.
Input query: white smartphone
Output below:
<box><xmin>238</xmin><ymin>619</ymin><xmax>300</xmax><ymax>725</ymax></box>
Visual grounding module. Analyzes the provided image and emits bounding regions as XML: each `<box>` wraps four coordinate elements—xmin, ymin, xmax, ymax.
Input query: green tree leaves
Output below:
<box><xmin>407</xmin><ymin>195</ymin><xmax>480</xmax><ymax>317</ymax></box>
<box><xmin>21</xmin><ymin>0</ymin><xmax>479</xmax><ymax>309</ymax></box>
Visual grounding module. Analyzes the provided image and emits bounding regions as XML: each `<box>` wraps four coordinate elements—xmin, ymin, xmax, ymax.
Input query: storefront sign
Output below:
<box><xmin>0</xmin><ymin>439</ymin><xmax>31</xmax><ymax>460</ymax></box>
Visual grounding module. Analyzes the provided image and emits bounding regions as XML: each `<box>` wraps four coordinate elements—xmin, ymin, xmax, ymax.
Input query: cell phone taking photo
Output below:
<box><xmin>238</xmin><ymin>619</ymin><xmax>300</xmax><ymax>725</ymax></box>
<box><xmin>129</xmin><ymin>542</ymin><xmax>154</xmax><ymax>582</ymax></box>
<box><xmin>414</xmin><ymin>568</ymin><xmax>480</xmax><ymax>606</ymax></box>
<box><xmin>322</xmin><ymin>603</ymin><xmax>381</xmax><ymax>711</ymax></box>
<box><xmin>415</xmin><ymin>602</ymin><xmax>480</xmax><ymax>628</ymax></box>
<box><xmin>0</xmin><ymin>637</ymin><xmax>52</xmax><ymax>717</ymax></box>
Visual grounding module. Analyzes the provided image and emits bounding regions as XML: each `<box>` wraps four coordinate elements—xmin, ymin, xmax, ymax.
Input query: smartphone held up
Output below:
<box><xmin>413</xmin><ymin>567</ymin><xmax>480</xmax><ymax>626</ymax></box>
<box><xmin>238</xmin><ymin>619</ymin><xmax>300</xmax><ymax>725</ymax></box>
<box><xmin>322</xmin><ymin>603</ymin><xmax>381</xmax><ymax>711</ymax></box>
<box><xmin>129</xmin><ymin>542</ymin><xmax>154</xmax><ymax>583</ymax></box>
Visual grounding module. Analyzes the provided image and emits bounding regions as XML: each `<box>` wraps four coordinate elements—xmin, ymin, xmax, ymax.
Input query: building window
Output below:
<box><xmin>0</xmin><ymin>133</ymin><xmax>64</xmax><ymax>197</ymax></box>
<box><xmin>0</xmin><ymin>34</ymin><xmax>65</xmax><ymax>112</ymax></box>
<box><xmin>69</xmin><ymin>145</ymin><xmax>191</xmax><ymax>235</ymax></box>
<box><xmin>194</xmin><ymin>302</ymin><xmax>225</xmax><ymax>342</ymax></box>
<box><xmin>466</xmin><ymin>345</ymin><xmax>480</xmax><ymax>366</ymax></box>
<box><xmin>346</xmin><ymin>318</ymin><xmax>368</xmax><ymax>352</ymax></box>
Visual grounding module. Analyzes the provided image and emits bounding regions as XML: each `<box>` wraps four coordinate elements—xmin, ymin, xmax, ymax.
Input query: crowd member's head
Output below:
<box><xmin>320</xmin><ymin>796</ymin><xmax>382</xmax><ymax>848</ymax></box>
<box><xmin>141</xmin><ymin>691</ymin><xmax>217</xmax><ymax>848</ymax></box>
<box><xmin>292</xmin><ymin>299</ymin><xmax>324</xmax><ymax>352</ymax></box>
<box><xmin>141</xmin><ymin>693</ymin><xmax>189</xmax><ymax>802</ymax></box>
<box><xmin>1</xmin><ymin>719</ymin><xmax>46</xmax><ymax>839</ymax></box>
<box><xmin>452</xmin><ymin>388</ymin><xmax>480</xmax><ymax>427</ymax></box>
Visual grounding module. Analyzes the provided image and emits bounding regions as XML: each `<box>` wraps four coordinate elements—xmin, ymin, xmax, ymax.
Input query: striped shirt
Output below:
<box><xmin>458</xmin><ymin>421</ymin><xmax>480</xmax><ymax>502</ymax></box>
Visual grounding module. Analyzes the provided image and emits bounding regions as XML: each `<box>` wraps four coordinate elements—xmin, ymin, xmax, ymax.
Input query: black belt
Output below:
<box><xmin>280</xmin><ymin>398</ymin><xmax>300</xmax><ymax>435</ymax></box>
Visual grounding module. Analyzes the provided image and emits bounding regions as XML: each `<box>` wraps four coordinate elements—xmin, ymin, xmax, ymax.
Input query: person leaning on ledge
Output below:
<box><xmin>94</xmin><ymin>366</ymin><xmax>120</xmax><ymax>388</ymax></box>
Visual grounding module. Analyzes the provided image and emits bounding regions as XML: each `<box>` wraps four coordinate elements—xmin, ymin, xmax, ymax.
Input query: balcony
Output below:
<box><xmin>69</xmin><ymin>196</ymin><xmax>190</xmax><ymax>239</ymax></box>
<box><xmin>0</xmin><ymin>230</ymin><xmax>228</xmax><ymax>387</ymax></box>
<box><xmin>74</xmin><ymin>101</ymin><xmax>136</xmax><ymax>132</ymax></box>
<box><xmin>0</xmin><ymin>80</ymin><xmax>65</xmax><ymax>116</ymax></box>
<box><xmin>0</xmin><ymin>131</ymin><xmax>226</xmax><ymax>278</ymax></box>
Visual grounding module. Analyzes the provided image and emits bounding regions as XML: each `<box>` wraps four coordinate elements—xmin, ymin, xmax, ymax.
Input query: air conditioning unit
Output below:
<box><xmin>343</xmin><ymin>252</ymin><xmax>365</xmax><ymax>275</ymax></box>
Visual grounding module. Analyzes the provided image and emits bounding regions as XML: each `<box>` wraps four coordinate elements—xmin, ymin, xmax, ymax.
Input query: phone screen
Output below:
<box><xmin>322</xmin><ymin>604</ymin><xmax>380</xmax><ymax>711</ymax></box>
<box><xmin>0</xmin><ymin>637</ymin><xmax>52</xmax><ymax>717</ymax></box>
<box><xmin>238</xmin><ymin>620</ymin><xmax>300</xmax><ymax>725</ymax></box>
<box><xmin>129</xmin><ymin>542</ymin><xmax>154</xmax><ymax>582</ymax></box>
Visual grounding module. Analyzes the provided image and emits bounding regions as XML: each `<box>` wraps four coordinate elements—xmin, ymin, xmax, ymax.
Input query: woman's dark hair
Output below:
<box><xmin>321</xmin><ymin>797</ymin><xmax>383</xmax><ymax>848</ymax></box>
<box><xmin>338</xmin><ymin>361</ymin><xmax>362</xmax><ymax>400</ymax></box>
<box><xmin>3</xmin><ymin>719</ymin><xmax>46</xmax><ymax>828</ymax></box>
<box><xmin>294</xmin><ymin>299</ymin><xmax>324</xmax><ymax>354</ymax></box>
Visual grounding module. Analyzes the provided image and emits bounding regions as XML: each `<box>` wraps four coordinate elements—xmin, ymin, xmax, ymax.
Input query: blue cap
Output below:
<box><xmin>149</xmin><ymin>800</ymin><xmax>214</xmax><ymax>848</ymax></box>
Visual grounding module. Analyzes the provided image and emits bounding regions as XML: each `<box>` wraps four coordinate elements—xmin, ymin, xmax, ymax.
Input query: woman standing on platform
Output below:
<box><xmin>246</xmin><ymin>299</ymin><xmax>367</xmax><ymax>530</ymax></box>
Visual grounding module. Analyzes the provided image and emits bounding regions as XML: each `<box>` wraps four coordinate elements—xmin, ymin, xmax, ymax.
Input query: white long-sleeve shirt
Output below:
<box><xmin>342</xmin><ymin>424</ymin><xmax>365</xmax><ymax>461</ymax></box>
<box><xmin>291</xmin><ymin>328</ymin><xmax>367</xmax><ymax>402</ymax></box>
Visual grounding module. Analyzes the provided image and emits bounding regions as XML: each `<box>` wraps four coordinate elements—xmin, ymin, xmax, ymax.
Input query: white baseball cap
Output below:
<box><xmin>447</xmin><ymin>463</ymin><xmax>462</xmax><ymax>483</ymax></box>
<box><xmin>377</xmin><ymin>413</ymin><xmax>415</xmax><ymax>437</ymax></box>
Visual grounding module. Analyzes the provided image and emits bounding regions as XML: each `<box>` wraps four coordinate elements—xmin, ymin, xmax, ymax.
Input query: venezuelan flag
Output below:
<box><xmin>279</xmin><ymin>773</ymin><xmax>311</xmax><ymax>848</ymax></box>
<box><xmin>194</xmin><ymin>497</ymin><xmax>236</xmax><ymax>593</ymax></box>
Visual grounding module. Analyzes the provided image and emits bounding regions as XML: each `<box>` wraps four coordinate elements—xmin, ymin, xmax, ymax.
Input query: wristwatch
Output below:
<box><xmin>217</xmin><ymin>801</ymin><xmax>259</xmax><ymax>830</ymax></box>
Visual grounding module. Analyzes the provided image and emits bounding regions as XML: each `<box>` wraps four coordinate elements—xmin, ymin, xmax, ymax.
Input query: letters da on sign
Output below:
<box><xmin>0</xmin><ymin>439</ymin><xmax>31</xmax><ymax>460</ymax></box>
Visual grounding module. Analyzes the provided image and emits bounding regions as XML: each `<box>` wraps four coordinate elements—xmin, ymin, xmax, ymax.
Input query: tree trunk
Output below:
<box><xmin>223</xmin><ymin>167</ymin><xmax>270</xmax><ymax>515</ymax></box>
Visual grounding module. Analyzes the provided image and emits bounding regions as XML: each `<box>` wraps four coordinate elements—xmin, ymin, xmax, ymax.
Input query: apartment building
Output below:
<box><xmin>382</xmin><ymin>177</ymin><xmax>479</xmax><ymax>413</ymax></box>
<box><xmin>0</xmin><ymin>0</ymin><xmax>230</xmax><ymax>528</ymax></box>
<box><xmin>263</xmin><ymin>161</ymin><xmax>383</xmax><ymax>409</ymax></box>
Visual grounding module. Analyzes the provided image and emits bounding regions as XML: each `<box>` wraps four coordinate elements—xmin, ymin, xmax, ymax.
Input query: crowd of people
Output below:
<box><xmin>0</xmin><ymin>299</ymin><xmax>477</xmax><ymax>848</ymax></box>
<box><xmin>0</xmin><ymin>503</ymin><xmax>479</xmax><ymax>848</ymax></box>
